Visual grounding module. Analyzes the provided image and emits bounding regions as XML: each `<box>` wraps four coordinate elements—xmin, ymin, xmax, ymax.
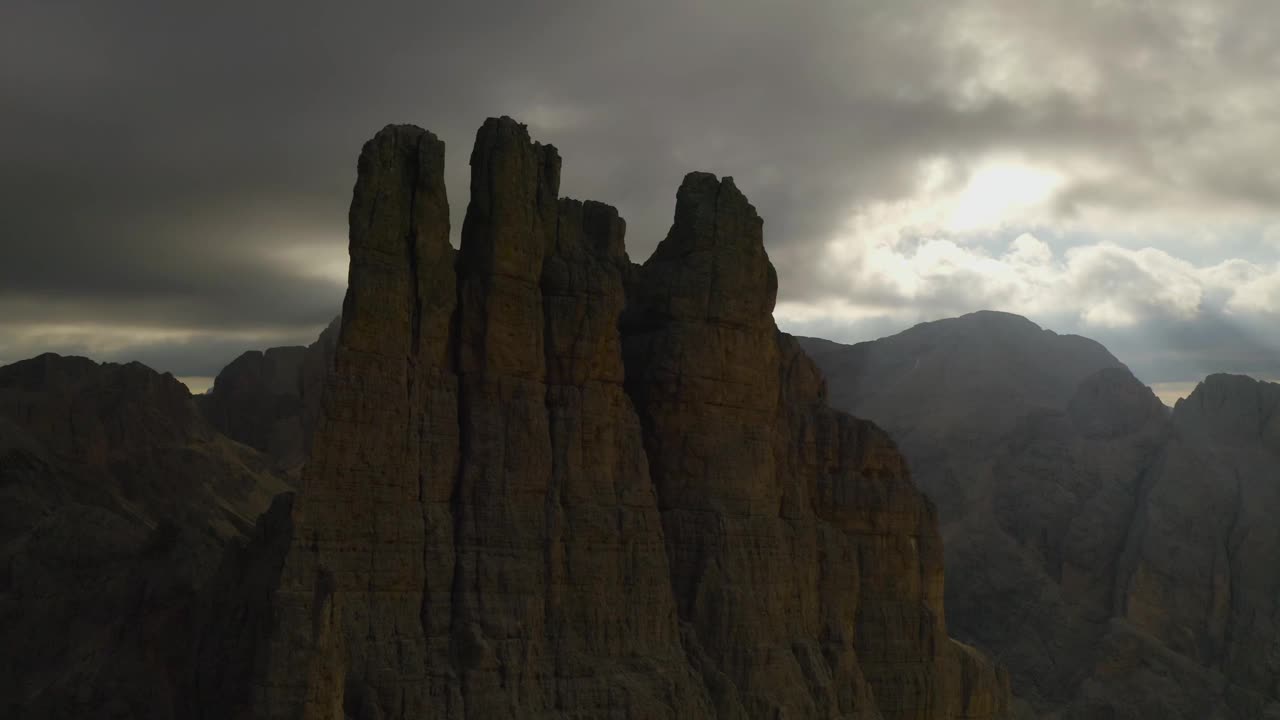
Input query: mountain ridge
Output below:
<box><xmin>0</xmin><ymin>352</ymin><xmax>290</xmax><ymax>717</ymax></box>
<box><xmin>801</xmin><ymin>312</ymin><xmax>1280</xmax><ymax>719</ymax></box>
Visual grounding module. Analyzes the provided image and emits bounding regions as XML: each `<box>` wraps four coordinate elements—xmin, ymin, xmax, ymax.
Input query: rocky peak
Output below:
<box><xmin>1</xmin><ymin>352</ymin><xmax>101</xmax><ymax>390</ymax></box>
<box><xmin>220</xmin><ymin>347</ymin><xmax>308</xmax><ymax>396</ymax></box>
<box><xmin>796</xmin><ymin>313</ymin><xmax>1127</xmax><ymax>452</ymax></box>
<box><xmin>343</xmin><ymin>123</ymin><xmax>451</xmax><ymax>366</ymax></box>
<box><xmin>629</xmin><ymin>172</ymin><xmax>777</xmax><ymax>328</ymax></box>
<box><xmin>1173</xmin><ymin>373</ymin><xmax>1280</xmax><ymax>445</ymax></box>
<box><xmin>459</xmin><ymin>116</ymin><xmax>560</xmax><ymax>278</ymax></box>
<box><xmin>191</xmin><ymin>117</ymin><xmax>1009</xmax><ymax>720</ymax></box>
<box><xmin>623</xmin><ymin>171</ymin><xmax>783</xmax><ymax>514</ymax></box>
<box><xmin>0</xmin><ymin>353</ymin><xmax>207</xmax><ymax>460</ymax></box>
<box><xmin>2</xmin><ymin>353</ymin><xmax>191</xmax><ymax>404</ymax></box>
<box><xmin>1067</xmin><ymin>366</ymin><xmax>1167</xmax><ymax>439</ymax></box>
<box><xmin>198</xmin><ymin>317</ymin><xmax>339</xmax><ymax>470</ymax></box>
<box><xmin>457</xmin><ymin>116</ymin><xmax>558</xmax><ymax>379</ymax></box>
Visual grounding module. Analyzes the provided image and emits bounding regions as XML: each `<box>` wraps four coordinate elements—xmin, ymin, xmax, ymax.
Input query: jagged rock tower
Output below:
<box><xmin>194</xmin><ymin>117</ymin><xmax>1009</xmax><ymax>720</ymax></box>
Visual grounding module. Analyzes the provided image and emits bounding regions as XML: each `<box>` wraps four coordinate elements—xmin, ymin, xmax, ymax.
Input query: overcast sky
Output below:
<box><xmin>3</xmin><ymin>0</ymin><xmax>1278</xmax><ymax>402</ymax></box>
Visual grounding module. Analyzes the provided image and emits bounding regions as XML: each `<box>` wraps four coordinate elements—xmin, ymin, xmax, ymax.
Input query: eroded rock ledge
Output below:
<box><xmin>192</xmin><ymin>117</ymin><xmax>1009</xmax><ymax>720</ymax></box>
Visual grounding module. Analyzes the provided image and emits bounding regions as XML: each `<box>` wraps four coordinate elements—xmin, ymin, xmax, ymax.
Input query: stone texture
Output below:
<box><xmin>802</xmin><ymin>316</ymin><xmax>1280</xmax><ymax>719</ymax></box>
<box><xmin>623</xmin><ymin>175</ymin><xmax>1007</xmax><ymax>720</ymax></box>
<box><xmin>0</xmin><ymin>353</ymin><xmax>288</xmax><ymax>719</ymax></box>
<box><xmin>192</xmin><ymin>118</ymin><xmax>1009</xmax><ymax>719</ymax></box>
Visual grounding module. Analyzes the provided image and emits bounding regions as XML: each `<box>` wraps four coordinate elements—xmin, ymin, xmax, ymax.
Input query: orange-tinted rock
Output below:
<box><xmin>623</xmin><ymin>176</ymin><xmax>1006</xmax><ymax>720</ymax></box>
<box><xmin>194</xmin><ymin>117</ymin><xmax>1008</xmax><ymax>720</ymax></box>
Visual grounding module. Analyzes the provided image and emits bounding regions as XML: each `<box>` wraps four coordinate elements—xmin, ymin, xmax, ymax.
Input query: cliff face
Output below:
<box><xmin>0</xmin><ymin>354</ymin><xmax>288</xmax><ymax>718</ymax></box>
<box><xmin>198</xmin><ymin>316</ymin><xmax>339</xmax><ymax>472</ymax></box>
<box><xmin>802</xmin><ymin>319</ymin><xmax>1280</xmax><ymax>719</ymax></box>
<box><xmin>1103</xmin><ymin>374</ymin><xmax>1280</xmax><ymax>719</ymax></box>
<box><xmin>195</xmin><ymin>118</ymin><xmax>1009</xmax><ymax>720</ymax></box>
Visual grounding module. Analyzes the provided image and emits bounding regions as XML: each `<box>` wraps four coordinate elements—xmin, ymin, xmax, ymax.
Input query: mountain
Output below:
<box><xmin>801</xmin><ymin>314</ymin><xmax>1280</xmax><ymax>719</ymax></box>
<box><xmin>801</xmin><ymin>311</ymin><xmax>1125</xmax><ymax>450</ymax></box>
<box><xmin>186</xmin><ymin>118</ymin><xmax>1011</xmax><ymax>719</ymax></box>
<box><xmin>1</xmin><ymin>117</ymin><xmax>1012</xmax><ymax>719</ymax></box>
<box><xmin>197</xmin><ymin>315</ymin><xmax>339</xmax><ymax>472</ymax></box>
<box><xmin>0</xmin><ymin>354</ymin><xmax>289</xmax><ymax>718</ymax></box>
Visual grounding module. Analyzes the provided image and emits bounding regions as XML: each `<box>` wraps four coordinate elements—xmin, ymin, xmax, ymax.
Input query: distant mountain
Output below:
<box><xmin>197</xmin><ymin>315</ymin><xmax>338</xmax><ymax>472</ymax></box>
<box><xmin>802</xmin><ymin>313</ymin><xmax>1280</xmax><ymax>719</ymax></box>
<box><xmin>802</xmin><ymin>310</ymin><xmax>1126</xmax><ymax>445</ymax></box>
<box><xmin>0</xmin><ymin>354</ymin><xmax>289</xmax><ymax>717</ymax></box>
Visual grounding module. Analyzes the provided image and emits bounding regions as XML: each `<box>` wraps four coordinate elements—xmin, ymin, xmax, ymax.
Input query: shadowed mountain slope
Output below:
<box><xmin>198</xmin><ymin>316</ymin><xmax>339</xmax><ymax>473</ymax></box>
<box><xmin>0</xmin><ymin>354</ymin><xmax>289</xmax><ymax>718</ymax></box>
<box><xmin>802</xmin><ymin>315</ymin><xmax>1280</xmax><ymax>719</ymax></box>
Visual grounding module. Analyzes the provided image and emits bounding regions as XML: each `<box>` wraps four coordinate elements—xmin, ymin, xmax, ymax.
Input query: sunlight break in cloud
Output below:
<box><xmin>918</xmin><ymin>157</ymin><xmax>1066</xmax><ymax>234</ymax></box>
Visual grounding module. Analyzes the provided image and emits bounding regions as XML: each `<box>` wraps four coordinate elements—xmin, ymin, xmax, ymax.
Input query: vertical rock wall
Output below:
<box><xmin>202</xmin><ymin>117</ymin><xmax>1008</xmax><ymax>720</ymax></box>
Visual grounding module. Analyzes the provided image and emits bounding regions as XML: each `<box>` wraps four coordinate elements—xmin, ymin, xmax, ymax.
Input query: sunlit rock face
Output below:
<box><xmin>803</xmin><ymin>319</ymin><xmax>1280</xmax><ymax>720</ymax></box>
<box><xmin>191</xmin><ymin>117</ymin><xmax>1010</xmax><ymax>720</ymax></box>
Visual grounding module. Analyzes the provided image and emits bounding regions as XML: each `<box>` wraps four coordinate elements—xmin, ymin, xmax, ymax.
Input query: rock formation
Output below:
<box><xmin>0</xmin><ymin>354</ymin><xmax>288</xmax><ymax>718</ymax></box>
<box><xmin>198</xmin><ymin>316</ymin><xmax>339</xmax><ymax>471</ymax></box>
<box><xmin>191</xmin><ymin>118</ymin><xmax>1009</xmax><ymax>719</ymax></box>
<box><xmin>802</xmin><ymin>315</ymin><xmax>1280</xmax><ymax>719</ymax></box>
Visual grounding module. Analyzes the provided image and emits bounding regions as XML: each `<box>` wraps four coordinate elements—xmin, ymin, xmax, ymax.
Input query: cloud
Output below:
<box><xmin>2</xmin><ymin>0</ymin><xmax>1279</xmax><ymax>385</ymax></box>
<box><xmin>782</xmin><ymin>231</ymin><xmax>1255</xmax><ymax>328</ymax></box>
<box><xmin>777</xmin><ymin>228</ymin><xmax>1280</xmax><ymax>383</ymax></box>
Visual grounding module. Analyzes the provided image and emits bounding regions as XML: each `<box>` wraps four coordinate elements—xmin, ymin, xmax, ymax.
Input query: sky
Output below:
<box><xmin>3</xmin><ymin>1</ymin><xmax>1278</xmax><ymax>404</ymax></box>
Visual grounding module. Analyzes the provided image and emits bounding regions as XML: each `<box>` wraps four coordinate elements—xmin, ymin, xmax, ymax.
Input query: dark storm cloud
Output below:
<box><xmin>2</xmin><ymin>0</ymin><xmax>1278</xmax><ymax>381</ymax></box>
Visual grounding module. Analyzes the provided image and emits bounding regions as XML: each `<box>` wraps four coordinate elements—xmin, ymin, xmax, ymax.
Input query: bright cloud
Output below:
<box><xmin>781</xmin><ymin>225</ymin><xmax>1280</xmax><ymax>334</ymax></box>
<box><xmin>777</xmin><ymin>216</ymin><xmax>1280</xmax><ymax>388</ymax></box>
